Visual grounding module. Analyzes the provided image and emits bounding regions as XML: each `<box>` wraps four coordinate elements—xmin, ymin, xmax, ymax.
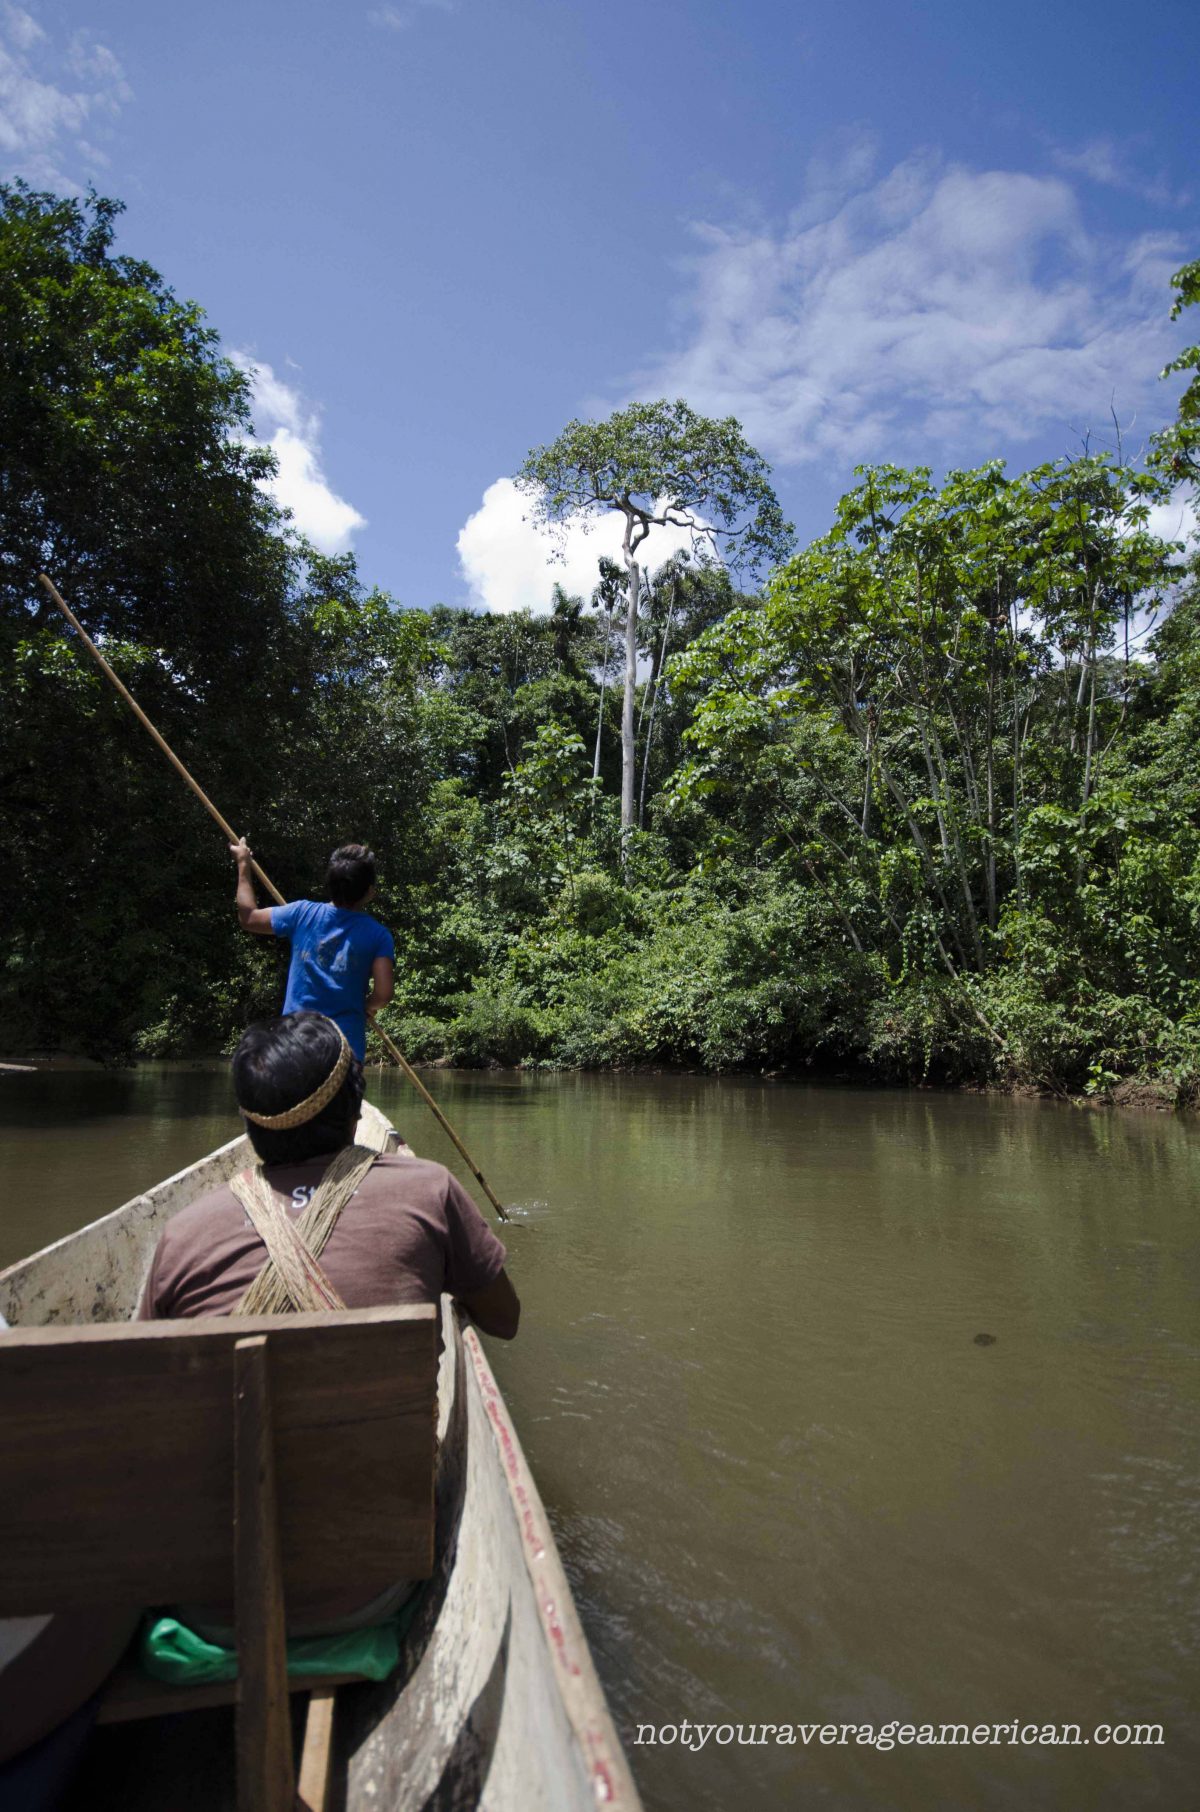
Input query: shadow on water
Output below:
<box><xmin>0</xmin><ymin>1063</ymin><xmax>234</xmax><ymax>1129</ymax></box>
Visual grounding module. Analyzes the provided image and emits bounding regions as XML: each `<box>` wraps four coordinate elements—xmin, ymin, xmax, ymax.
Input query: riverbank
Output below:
<box><xmin>3</xmin><ymin>1045</ymin><xmax>1192</xmax><ymax>1115</ymax></box>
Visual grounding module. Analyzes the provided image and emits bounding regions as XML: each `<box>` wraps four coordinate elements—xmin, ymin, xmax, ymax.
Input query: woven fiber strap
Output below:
<box><xmin>230</xmin><ymin>1144</ymin><xmax>379</xmax><ymax>1316</ymax></box>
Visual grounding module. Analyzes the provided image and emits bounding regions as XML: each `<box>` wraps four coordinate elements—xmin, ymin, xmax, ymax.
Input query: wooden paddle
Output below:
<box><xmin>38</xmin><ymin>572</ymin><xmax>512</xmax><ymax>1224</ymax></box>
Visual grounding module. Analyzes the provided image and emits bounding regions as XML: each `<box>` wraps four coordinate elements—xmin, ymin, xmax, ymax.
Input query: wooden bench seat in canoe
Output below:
<box><xmin>0</xmin><ymin>1304</ymin><xmax>438</xmax><ymax>1811</ymax></box>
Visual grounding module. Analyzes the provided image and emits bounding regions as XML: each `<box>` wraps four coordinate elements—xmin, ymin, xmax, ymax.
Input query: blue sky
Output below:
<box><xmin>2</xmin><ymin>0</ymin><xmax>1197</xmax><ymax>611</ymax></box>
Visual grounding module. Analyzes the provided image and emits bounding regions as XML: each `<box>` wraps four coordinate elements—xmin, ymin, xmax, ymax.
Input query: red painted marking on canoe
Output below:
<box><xmin>474</xmin><ymin>1354</ymin><xmax>548</xmax><ymax>1562</ymax></box>
<box><xmin>585</xmin><ymin>1733</ymin><xmax>619</xmax><ymax>1803</ymax></box>
<box><xmin>542</xmin><ymin>1597</ymin><xmax>583</xmax><ymax>1677</ymax></box>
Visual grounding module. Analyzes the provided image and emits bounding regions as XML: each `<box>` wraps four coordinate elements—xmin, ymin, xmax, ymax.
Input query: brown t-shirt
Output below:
<box><xmin>139</xmin><ymin>1152</ymin><xmax>506</xmax><ymax>1320</ymax></box>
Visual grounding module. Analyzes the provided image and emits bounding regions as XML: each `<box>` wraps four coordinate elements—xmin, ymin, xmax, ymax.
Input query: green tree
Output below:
<box><xmin>0</xmin><ymin>183</ymin><xmax>288</xmax><ymax>685</ymax></box>
<box><xmin>516</xmin><ymin>399</ymin><xmax>793</xmax><ymax>842</ymax></box>
<box><xmin>424</xmin><ymin>605</ymin><xmax>602</xmax><ymax>793</ymax></box>
<box><xmin>670</xmin><ymin>456</ymin><xmax>1179</xmax><ymax>1075</ymax></box>
<box><xmin>499</xmin><ymin>720</ymin><xmax>595</xmax><ymax>907</ymax></box>
<box><xmin>1151</xmin><ymin>255</ymin><xmax>1200</xmax><ymax>488</ymax></box>
<box><xmin>0</xmin><ymin>183</ymin><xmax>301</xmax><ymax>1055</ymax></box>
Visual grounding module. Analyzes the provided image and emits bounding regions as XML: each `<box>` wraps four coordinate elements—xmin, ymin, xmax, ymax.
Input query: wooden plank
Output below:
<box><xmin>0</xmin><ymin>1300</ymin><xmax>434</xmax><ymax>1351</ymax></box>
<box><xmin>0</xmin><ymin>1305</ymin><xmax>438</xmax><ymax>1616</ymax></box>
<box><xmin>234</xmin><ymin>1336</ymin><xmax>294</xmax><ymax>1812</ymax></box>
<box><xmin>297</xmin><ymin>1689</ymin><xmax>337</xmax><ymax>1812</ymax></box>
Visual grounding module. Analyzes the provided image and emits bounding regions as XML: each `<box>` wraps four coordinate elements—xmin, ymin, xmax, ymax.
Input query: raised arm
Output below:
<box><xmin>230</xmin><ymin>837</ymin><xmax>276</xmax><ymax>935</ymax></box>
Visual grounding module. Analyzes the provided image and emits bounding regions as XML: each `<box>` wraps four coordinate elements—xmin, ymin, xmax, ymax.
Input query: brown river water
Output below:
<box><xmin>1</xmin><ymin>1064</ymin><xmax>1198</xmax><ymax>1810</ymax></box>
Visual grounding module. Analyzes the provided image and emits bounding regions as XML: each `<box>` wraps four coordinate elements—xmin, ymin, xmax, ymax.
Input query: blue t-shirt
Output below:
<box><xmin>270</xmin><ymin>899</ymin><xmax>395</xmax><ymax>1060</ymax></box>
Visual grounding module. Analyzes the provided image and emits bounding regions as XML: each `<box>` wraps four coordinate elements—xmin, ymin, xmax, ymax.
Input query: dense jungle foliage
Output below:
<box><xmin>3</xmin><ymin>185</ymin><xmax>1199</xmax><ymax>1100</ymax></box>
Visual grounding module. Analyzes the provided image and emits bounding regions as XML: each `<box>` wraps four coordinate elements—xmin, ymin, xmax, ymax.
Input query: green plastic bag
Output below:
<box><xmin>139</xmin><ymin>1590</ymin><xmax>423</xmax><ymax>1686</ymax></box>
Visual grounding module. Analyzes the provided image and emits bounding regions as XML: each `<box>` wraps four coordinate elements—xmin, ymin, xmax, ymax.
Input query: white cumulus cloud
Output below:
<box><xmin>1143</xmin><ymin>488</ymin><xmax>1198</xmax><ymax>553</ymax></box>
<box><xmin>625</xmin><ymin>149</ymin><xmax>1188</xmax><ymax>473</ymax></box>
<box><xmin>456</xmin><ymin>477</ymin><xmax>700</xmax><ymax>616</ymax></box>
<box><xmin>234</xmin><ymin>355</ymin><xmax>366</xmax><ymax>556</ymax></box>
<box><xmin>0</xmin><ymin>3</ymin><xmax>129</xmax><ymax>187</ymax></box>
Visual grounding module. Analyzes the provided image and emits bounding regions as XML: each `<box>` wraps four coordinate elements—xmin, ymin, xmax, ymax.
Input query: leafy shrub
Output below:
<box><xmin>443</xmin><ymin>985</ymin><xmax>548</xmax><ymax>1067</ymax></box>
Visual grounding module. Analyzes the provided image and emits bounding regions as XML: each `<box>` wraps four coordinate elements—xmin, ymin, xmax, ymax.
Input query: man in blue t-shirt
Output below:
<box><xmin>231</xmin><ymin>838</ymin><xmax>395</xmax><ymax>1060</ymax></box>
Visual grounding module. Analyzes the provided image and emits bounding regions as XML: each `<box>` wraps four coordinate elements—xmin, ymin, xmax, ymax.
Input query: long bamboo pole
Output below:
<box><xmin>38</xmin><ymin>573</ymin><xmax>511</xmax><ymax>1223</ymax></box>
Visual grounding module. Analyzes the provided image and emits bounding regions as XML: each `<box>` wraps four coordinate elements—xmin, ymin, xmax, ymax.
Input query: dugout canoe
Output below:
<box><xmin>0</xmin><ymin>1099</ymin><xmax>642</xmax><ymax>1811</ymax></box>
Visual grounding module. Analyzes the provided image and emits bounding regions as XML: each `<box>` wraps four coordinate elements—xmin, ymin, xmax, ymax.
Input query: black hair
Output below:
<box><xmin>232</xmin><ymin>1013</ymin><xmax>365</xmax><ymax>1165</ymax></box>
<box><xmin>326</xmin><ymin>843</ymin><xmax>376</xmax><ymax>907</ymax></box>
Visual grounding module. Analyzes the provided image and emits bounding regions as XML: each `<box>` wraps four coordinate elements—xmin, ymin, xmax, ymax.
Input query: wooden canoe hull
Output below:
<box><xmin>0</xmin><ymin>1102</ymin><xmax>641</xmax><ymax>1811</ymax></box>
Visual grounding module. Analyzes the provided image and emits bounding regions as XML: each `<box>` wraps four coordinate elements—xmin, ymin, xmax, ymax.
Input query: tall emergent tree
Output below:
<box><xmin>517</xmin><ymin>400</ymin><xmax>793</xmax><ymax>839</ymax></box>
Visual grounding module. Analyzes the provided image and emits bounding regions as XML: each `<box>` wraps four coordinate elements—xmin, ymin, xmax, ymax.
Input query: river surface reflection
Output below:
<box><xmin>2</xmin><ymin>1065</ymin><xmax>1198</xmax><ymax>1809</ymax></box>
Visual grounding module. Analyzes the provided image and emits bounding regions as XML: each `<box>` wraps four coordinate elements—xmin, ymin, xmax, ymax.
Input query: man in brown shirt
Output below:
<box><xmin>138</xmin><ymin>1012</ymin><xmax>518</xmax><ymax>1637</ymax></box>
<box><xmin>139</xmin><ymin>1011</ymin><xmax>519</xmax><ymax>1338</ymax></box>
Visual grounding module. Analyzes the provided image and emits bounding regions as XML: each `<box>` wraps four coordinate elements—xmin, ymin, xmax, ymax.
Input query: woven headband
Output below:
<box><xmin>240</xmin><ymin>1026</ymin><xmax>353</xmax><ymax>1130</ymax></box>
